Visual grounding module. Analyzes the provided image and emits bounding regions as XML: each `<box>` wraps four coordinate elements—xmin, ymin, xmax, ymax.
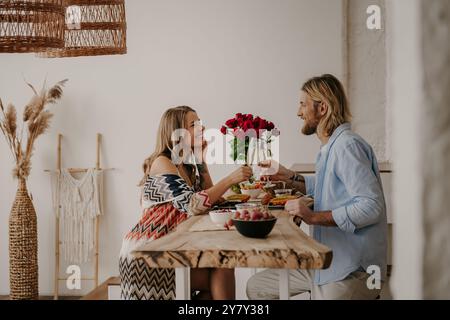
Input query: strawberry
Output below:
<box><xmin>251</xmin><ymin>212</ymin><xmax>263</xmax><ymax>221</ymax></box>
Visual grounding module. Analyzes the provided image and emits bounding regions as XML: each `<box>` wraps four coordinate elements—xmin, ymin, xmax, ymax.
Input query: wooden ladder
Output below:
<box><xmin>45</xmin><ymin>133</ymin><xmax>107</xmax><ymax>299</ymax></box>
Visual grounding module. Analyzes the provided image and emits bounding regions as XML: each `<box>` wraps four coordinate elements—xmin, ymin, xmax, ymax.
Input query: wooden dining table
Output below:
<box><xmin>133</xmin><ymin>210</ymin><xmax>332</xmax><ymax>300</ymax></box>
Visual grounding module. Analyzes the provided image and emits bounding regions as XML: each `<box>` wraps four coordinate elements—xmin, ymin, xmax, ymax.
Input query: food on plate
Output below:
<box><xmin>226</xmin><ymin>194</ymin><xmax>251</xmax><ymax>203</ymax></box>
<box><xmin>240</xmin><ymin>181</ymin><xmax>263</xmax><ymax>190</ymax></box>
<box><xmin>262</xmin><ymin>181</ymin><xmax>288</xmax><ymax>197</ymax></box>
<box><xmin>231</xmin><ymin>184</ymin><xmax>242</xmax><ymax>194</ymax></box>
<box><xmin>269</xmin><ymin>195</ymin><xmax>300</xmax><ymax>206</ymax></box>
<box><xmin>240</xmin><ymin>188</ymin><xmax>262</xmax><ymax>199</ymax></box>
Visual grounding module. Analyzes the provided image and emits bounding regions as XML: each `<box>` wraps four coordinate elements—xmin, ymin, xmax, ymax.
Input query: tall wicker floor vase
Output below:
<box><xmin>9</xmin><ymin>178</ymin><xmax>39</xmax><ymax>300</ymax></box>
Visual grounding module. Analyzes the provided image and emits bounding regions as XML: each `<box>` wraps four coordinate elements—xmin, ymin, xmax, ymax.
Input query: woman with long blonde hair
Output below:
<box><xmin>120</xmin><ymin>106</ymin><xmax>252</xmax><ymax>300</ymax></box>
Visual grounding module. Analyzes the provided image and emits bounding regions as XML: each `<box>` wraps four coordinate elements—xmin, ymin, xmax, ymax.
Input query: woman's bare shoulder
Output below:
<box><xmin>149</xmin><ymin>156</ymin><xmax>179</xmax><ymax>176</ymax></box>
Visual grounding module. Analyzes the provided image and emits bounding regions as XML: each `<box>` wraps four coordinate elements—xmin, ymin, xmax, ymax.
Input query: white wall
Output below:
<box><xmin>347</xmin><ymin>0</ymin><xmax>389</xmax><ymax>162</ymax></box>
<box><xmin>387</xmin><ymin>0</ymin><xmax>424</xmax><ymax>299</ymax></box>
<box><xmin>419</xmin><ymin>0</ymin><xmax>450</xmax><ymax>299</ymax></box>
<box><xmin>0</xmin><ymin>0</ymin><xmax>344</xmax><ymax>296</ymax></box>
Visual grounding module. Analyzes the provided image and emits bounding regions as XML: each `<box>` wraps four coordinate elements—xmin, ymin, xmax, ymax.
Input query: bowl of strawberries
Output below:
<box><xmin>232</xmin><ymin>203</ymin><xmax>277</xmax><ymax>238</ymax></box>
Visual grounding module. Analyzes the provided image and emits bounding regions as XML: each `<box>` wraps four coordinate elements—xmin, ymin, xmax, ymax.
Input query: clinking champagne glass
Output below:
<box><xmin>258</xmin><ymin>139</ymin><xmax>275</xmax><ymax>189</ymax></box>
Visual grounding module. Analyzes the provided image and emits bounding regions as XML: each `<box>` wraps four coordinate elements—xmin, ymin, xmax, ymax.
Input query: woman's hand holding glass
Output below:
<box><xmin>226</xmin><ymin>165</ymin><xmax>253</xmax><ymax>186</ymax></box>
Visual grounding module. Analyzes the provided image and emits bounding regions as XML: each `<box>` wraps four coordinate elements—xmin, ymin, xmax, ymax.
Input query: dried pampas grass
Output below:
<box><xmin>0</xmin><ymin>79</ymin><xmax>68</xmax><ymax>179</ymax></box>
<box><xmin>5</xmin><ymin>104</ymin><xmax>17</xmax><ymax>139</ymax></box>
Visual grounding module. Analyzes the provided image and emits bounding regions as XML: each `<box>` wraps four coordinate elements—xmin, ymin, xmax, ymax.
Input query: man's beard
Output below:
<box><xmin>301</xmin><ymin>119</ymin><xmax>319</xmax><ymax>136</ymax></box>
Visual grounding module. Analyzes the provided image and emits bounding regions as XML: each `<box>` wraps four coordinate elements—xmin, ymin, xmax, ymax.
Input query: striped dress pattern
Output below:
<box><xmin>119</xmin><ymin>174</ymin><xmax>211</xmax><ymax>300</ymax></box>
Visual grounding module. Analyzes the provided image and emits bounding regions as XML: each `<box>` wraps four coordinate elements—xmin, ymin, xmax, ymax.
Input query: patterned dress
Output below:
<box><xmin>119</xmin><ymin>172</ymin><xmax>211</xmax><ymax>300</ymax></box>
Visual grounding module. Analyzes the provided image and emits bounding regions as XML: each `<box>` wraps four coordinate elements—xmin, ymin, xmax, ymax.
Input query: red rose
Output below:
<box><xmin>253</xmin><ymin>116</ymin><xmax>262</xmax><ymax>129</ymax></box>
<box><xmin>242</xmin><ymin>119</ymin><xmax>254</xmax><ymax>132</ymax></box>
<box><xmin>235</xmin><ymin>113</ymin><xmax>244</xmax><ymax>127</ymax></box>
<box><xmin>260</xmin><ymin>119</ymin><xmax>269</xmax><ymax>130</ymax></box>
<box><xmin>225</xmin><ymin>118</ymin><xmax>238</xmax><ymax>128</ymax></box>
<box><xmin>222</xmin><ymin>114</ymin><xmax>278</xmax><ymax>139</ymax></box>
<box><xmin>244</xmin><ymin>114</ymin><xmax>254</xmax><ymax>121</ymax></box>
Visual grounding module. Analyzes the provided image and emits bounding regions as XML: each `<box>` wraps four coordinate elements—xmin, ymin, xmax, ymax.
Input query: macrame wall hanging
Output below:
<box><xmin>45</xmin><ymin>133</ymin><xmax>114</xmax><ymax>299</ymax></box>
<box><xmin>50</xmin><ymin>167</ymin><xmax>104</xmax><ymax>263</ymax></box>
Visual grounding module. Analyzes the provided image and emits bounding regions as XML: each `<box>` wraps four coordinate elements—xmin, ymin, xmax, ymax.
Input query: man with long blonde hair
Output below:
<box><xmin>248</xmin><ymin>74</ymin><xmax>387</xmax><ymax>300</ymax></box>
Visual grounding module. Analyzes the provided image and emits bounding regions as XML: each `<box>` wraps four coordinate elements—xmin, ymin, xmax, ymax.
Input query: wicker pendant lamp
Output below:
<box><xmin>39</xmin><ymin>0</ymin><xmax>127</xmax><ymax>58</ymax></box>
<box><xmin>0</xmin><ymin>0</ymin><xmax>65</xmax><ymax>53</ymax></box>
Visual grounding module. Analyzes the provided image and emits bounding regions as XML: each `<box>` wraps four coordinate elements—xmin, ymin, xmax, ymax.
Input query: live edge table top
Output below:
<box><xmin>133</xmin><ymin>211</ymin><xmax>333</xmax><ymax>270</ymax></box>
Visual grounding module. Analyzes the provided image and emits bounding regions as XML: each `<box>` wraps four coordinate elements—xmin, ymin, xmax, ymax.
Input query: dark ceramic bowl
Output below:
<box><xmin>232</xmin><ymin>218</ymin><xmax>277</xmax><ymax>239</ymax></box>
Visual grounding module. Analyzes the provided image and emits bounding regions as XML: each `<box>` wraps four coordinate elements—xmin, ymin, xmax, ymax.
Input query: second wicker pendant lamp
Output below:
<box><xmin>39</xmin><ymin>0</ymin><xmax>127</xmax><ymax>58</ymax></box>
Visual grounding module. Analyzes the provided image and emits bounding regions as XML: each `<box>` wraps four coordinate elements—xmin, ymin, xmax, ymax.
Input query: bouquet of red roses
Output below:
<box><xmin>220</xmin><ymin>113</ymin><xmax>279</xmax><ymax>164</ymax></box>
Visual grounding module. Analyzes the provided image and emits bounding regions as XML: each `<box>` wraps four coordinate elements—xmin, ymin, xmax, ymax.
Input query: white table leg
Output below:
<box><xmin>279</xmin><ymin>269</ymin><xmax>290</xmax><ymax>300</ymax></box>
<box><xmin>175</xmin><ymin>267</ymin><xmax>191</xmax><ymax>300</ymax></box>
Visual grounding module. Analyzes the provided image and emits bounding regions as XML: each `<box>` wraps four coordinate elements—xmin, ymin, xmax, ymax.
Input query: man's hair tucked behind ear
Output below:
<box><xmin>301</xmin><ymin>74</ymin><xmax>352</xmax><ymax>137</ymax></box>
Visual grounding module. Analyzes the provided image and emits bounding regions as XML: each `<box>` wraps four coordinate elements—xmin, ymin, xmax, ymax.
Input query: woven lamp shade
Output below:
<box><xmin>39</xmin><ymin>0</ymin><xmax>127</xmax><ymax>57</ymax></box>
<box><xmin>0</xmin><ymin>0</ymin><xmax>65</xmax><ymax>53</ymax></box>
